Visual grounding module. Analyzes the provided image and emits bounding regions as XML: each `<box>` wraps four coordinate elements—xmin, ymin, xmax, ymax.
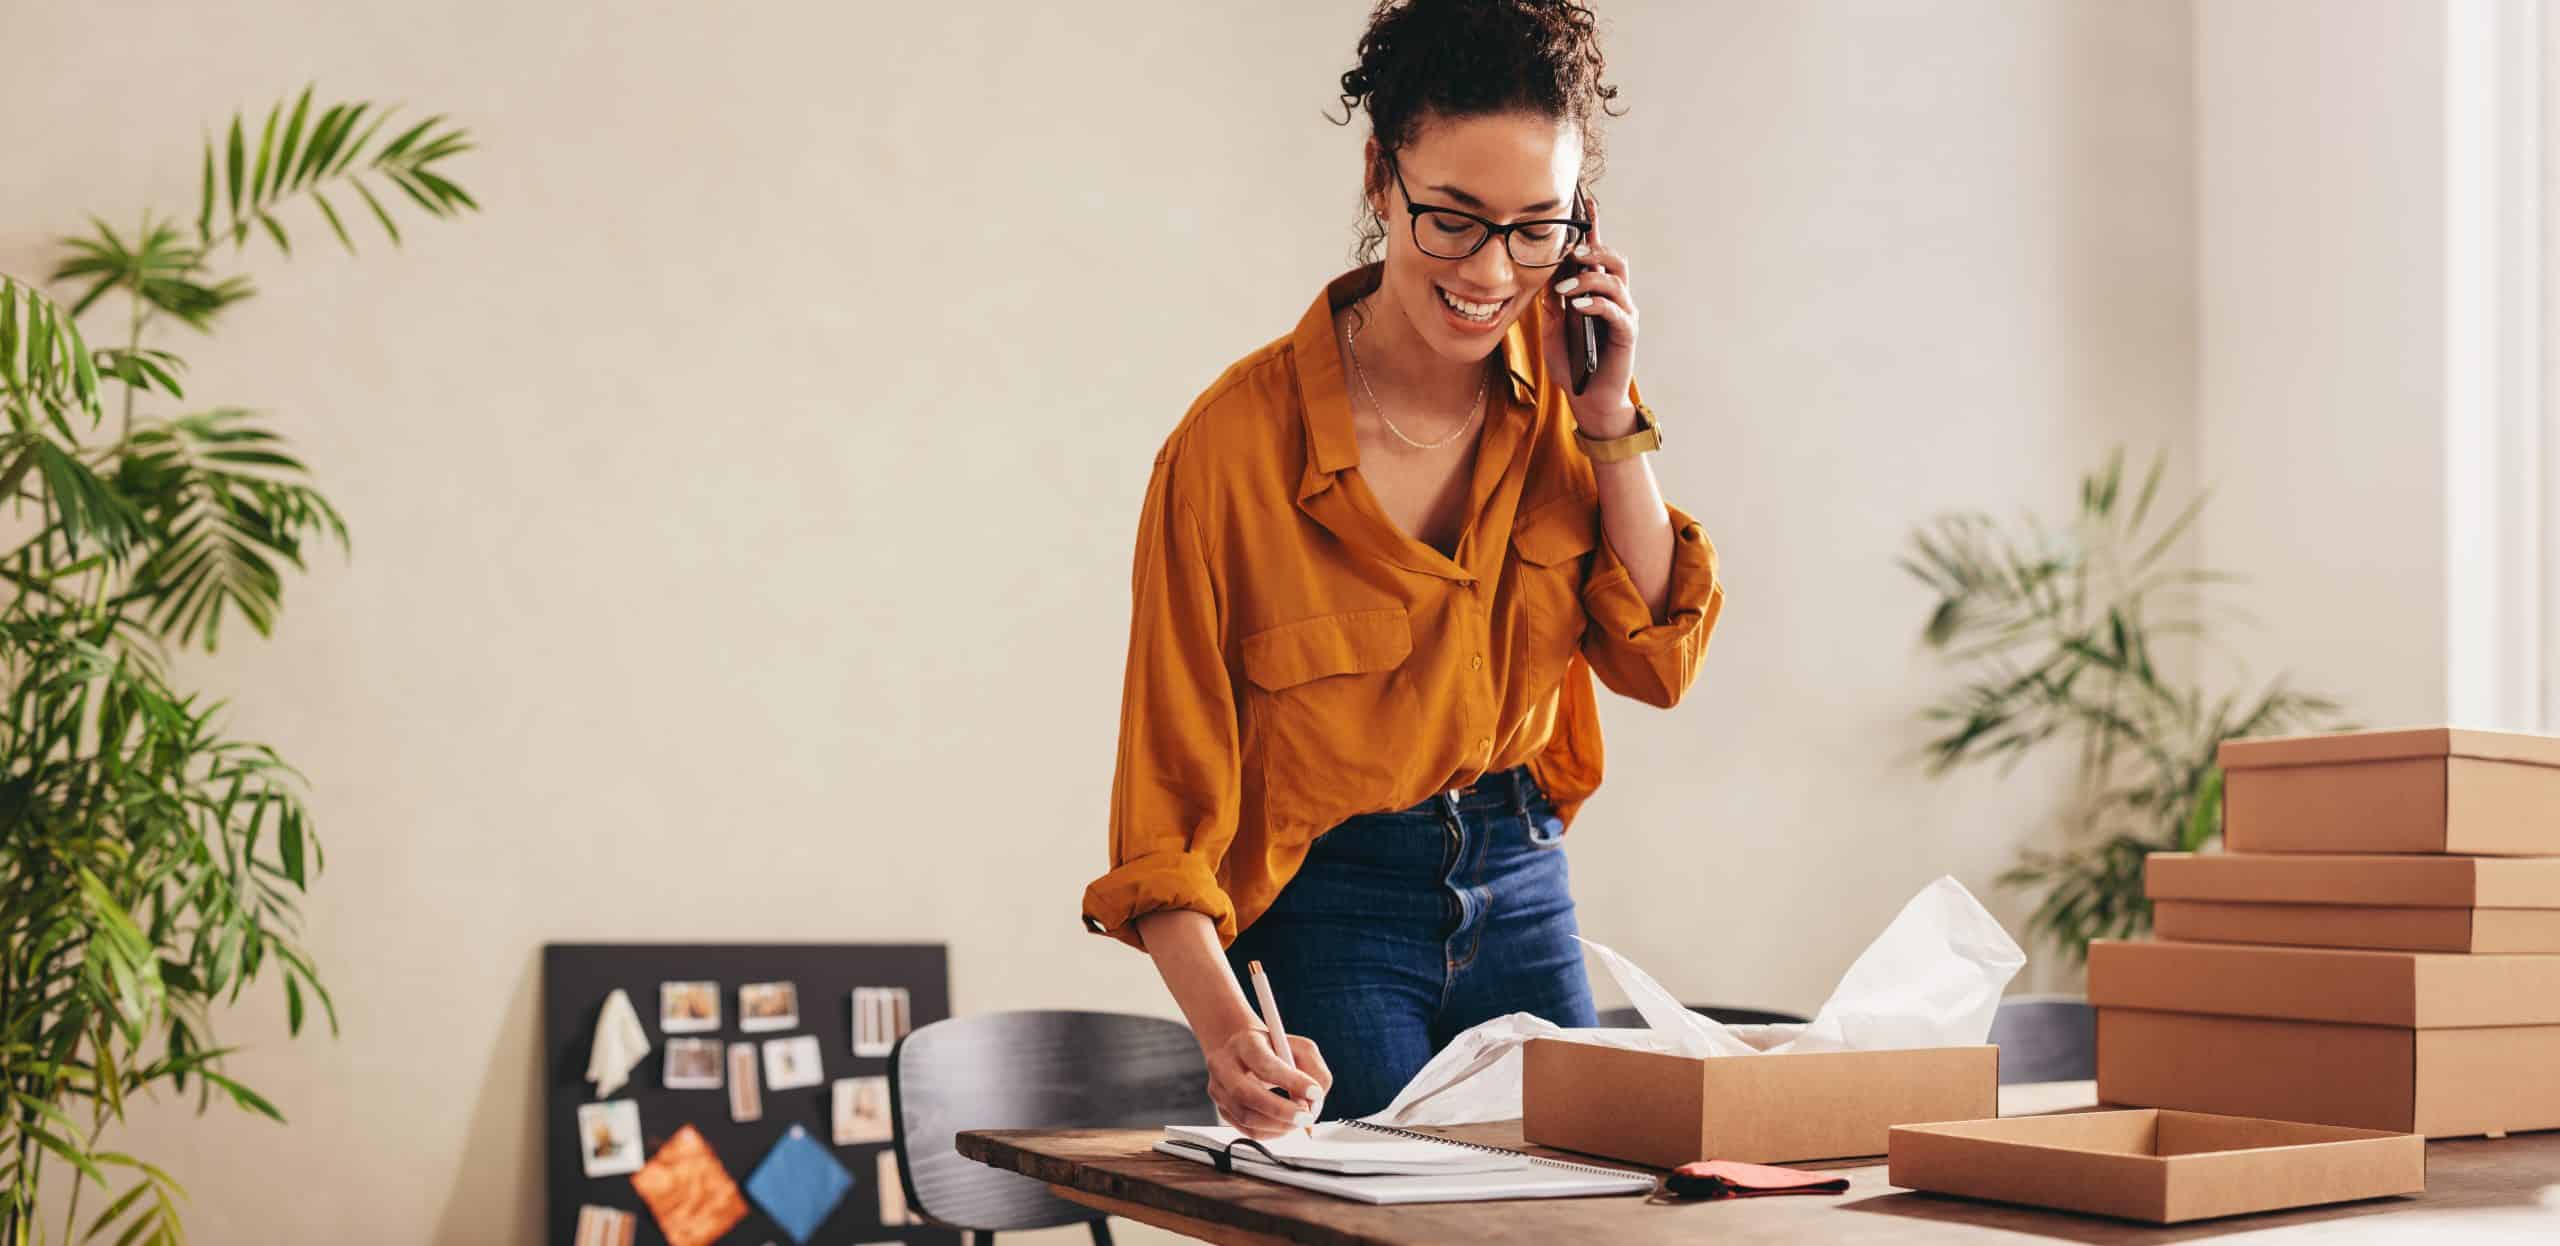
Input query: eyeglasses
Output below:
<box><xmin>1387</xmin><ymin>156</ymin><xmax>1589</xmax><ymax>268</ymax></box>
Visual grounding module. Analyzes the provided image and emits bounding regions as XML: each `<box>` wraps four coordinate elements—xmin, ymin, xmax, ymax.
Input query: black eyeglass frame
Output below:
<box><xmin>1385</xmin><ymin>155</ymin><xmax>1591</xmax><ymax>269</ymax></box>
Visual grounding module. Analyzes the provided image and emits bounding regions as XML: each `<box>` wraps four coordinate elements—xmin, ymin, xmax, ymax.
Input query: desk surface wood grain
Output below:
<box><xmin>954</xmin><ymin>1083</ymin><xmax>2560</xmax><ymax>1244</ymax></box>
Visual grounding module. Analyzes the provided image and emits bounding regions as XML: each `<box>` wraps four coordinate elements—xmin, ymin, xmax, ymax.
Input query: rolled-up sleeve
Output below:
<box><xmin>1579</xmin><ymin>500</ymin><xmax>1722</xmax><ymax>709</ymax></box>
<box><xmin>1081</xmin><ymin>449</ymin><xmax>1244</xmax><ymax>951</ymax></box>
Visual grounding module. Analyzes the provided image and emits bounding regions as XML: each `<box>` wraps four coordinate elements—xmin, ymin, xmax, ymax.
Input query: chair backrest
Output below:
<box><xmin>888</xmin><ymin>1010</ymin><xmax>1210</xmax><ymax>1233</ymax></box>
<box><xmin>1986</xmin><ymin>995</ymin><xmax>2095</xmax><ymax>1084</ymax></box>
<box><xmin>1592</xmin><ymin>1003</ymin><xmax>1811</xmax><ymax>1029</ymax></box>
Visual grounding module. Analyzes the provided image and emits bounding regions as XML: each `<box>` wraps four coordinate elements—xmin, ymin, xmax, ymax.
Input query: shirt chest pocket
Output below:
<box><xmin>1512</xmin><ymin>497</ymin><xmax>1601</xmax><ymax>571</ymax></box>
<box><xmin>1239</xmin><ymin>606</ymin><xmax>1416</xmax><ymax>838</ymax></box>
<box><xmin>1507</xmin><ymin>498</ymin><xmax>1600</xmax><ymax>693</ymax></box>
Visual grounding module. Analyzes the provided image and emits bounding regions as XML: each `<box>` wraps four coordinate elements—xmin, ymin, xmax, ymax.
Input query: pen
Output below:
<box><xmin>1247</xmin><ymin>959</ymin><xmax>1318</xmax><ymax>1138</ymax></box>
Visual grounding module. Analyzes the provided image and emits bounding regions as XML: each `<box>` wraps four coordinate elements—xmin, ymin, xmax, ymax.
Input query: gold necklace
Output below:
<box><xmin>1346</xmin><ymin>299</ymin><xmax>1487</xmax><ymax>452</ymax></box>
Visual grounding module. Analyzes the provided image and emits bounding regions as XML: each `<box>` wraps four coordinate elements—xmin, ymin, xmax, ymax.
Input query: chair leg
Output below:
<box><xmin>968</xmin><ymin>1232</ymin><xmax>996</xmax><ymax>1246</ymax></box>
<box><xmin>1088</xmin><ymin>1218</ymin><xmax>1115</xmax><ymax>1246</ymax></box>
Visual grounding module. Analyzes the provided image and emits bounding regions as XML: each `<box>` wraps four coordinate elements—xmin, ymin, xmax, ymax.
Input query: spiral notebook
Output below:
<box><xmin>1153</xmin><ymin>1121</ymin><xmax>1655</xmax><ymax>1204</ymax></box>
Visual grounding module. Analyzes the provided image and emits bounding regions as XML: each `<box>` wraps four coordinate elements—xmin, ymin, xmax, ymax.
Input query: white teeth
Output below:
<box><xmin>1438</xmin><ymin>286</ymin><xmax>1500</xmax><ymax>320</ymax></box>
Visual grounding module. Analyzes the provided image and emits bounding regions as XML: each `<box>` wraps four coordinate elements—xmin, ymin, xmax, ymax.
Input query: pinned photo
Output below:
<box><xmin>739</xmin><ymin>981</ymin><xmax>799</xmax><ymax>1033</ymax></box>
<box><xmin>877</xmin><ymin>1149</ymin><xmax>923</xmax><ymax>1225</ymax></box>
<box><xmin>663</xmin><ymin>1037</ymin><xmax>722</xmax><ymax>1090</ymax></box>
<box><xmin>832</xmin><ymin>1075</ymin><xmax>893</xmax><ymax>1145</ymax></box>
<box><xmin>727</xmin><ymin>1042</ymin><xmax>762</xmax><ymax>1122</ymax></box>
<box><xmin>659</xmin><ymin>980</ymin><xmax>721</xmax><ymax>1034</ymax></box>
<box><xmin>577</xmin><ymin>1099</ymin><xmax>644</xmax><ymax>1178</ymax></box>
<box><xmin>572</xmin><ymin>1205</ymin><xmax>636</xmax><ymax>1246</ymax></box>
<box><xmin>851</xmin><ymin>987</ymin><xmax>911</xmax><ymax>1057</ymax></box>
<box><xmin>763</xmin><ymin>1034</ymin><xmax>824</xmax><ymax>1091</ymax></box>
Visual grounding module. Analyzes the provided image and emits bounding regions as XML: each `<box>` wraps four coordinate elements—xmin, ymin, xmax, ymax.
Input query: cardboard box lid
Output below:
<box><xmin>1888</xmin><ymin>1109</ymin><xmax>2423</xmax><ymax>1224</ymax></box>
<box><xmin>2088</xmin><ymin>939</ymin><xmax>2560</xmax><ymax>1027</ymax></box>
<box><xmin>2217</xmin><ymin>725</ymin><xmax>2560</xmax><ymax>771</ymax></box>
<box><xmin>1892</xmin><ymin>1107</ymin><xmax>2406</xmax><ymax>1154</ymax></box>
<box><xmin>2146</xmin><ymin>852</ymin><xmax>2560</xmax><ymax>908</ymax></box>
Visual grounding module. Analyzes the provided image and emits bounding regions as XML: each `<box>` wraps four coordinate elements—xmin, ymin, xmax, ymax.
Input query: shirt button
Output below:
<box><xmin>1469</xmin><ymin>654</ymin><xmax>1484</xmax><ymax>671</ymax></box>
<box><xmin>1477</xmin><ymin>737</ymin><xmax>1493</xmax><ymax>753</ymax></box>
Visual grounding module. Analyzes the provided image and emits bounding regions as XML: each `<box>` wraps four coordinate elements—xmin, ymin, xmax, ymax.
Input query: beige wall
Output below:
<box><xmin>2196</xmin><ymin>0</ymin><xmax>2454</xmax><ymax>729</ymax></box>
<box><xmin>7</xmin><ymin>2</ymin><xmax>2194</xmax><ymax>1241</ymax></box>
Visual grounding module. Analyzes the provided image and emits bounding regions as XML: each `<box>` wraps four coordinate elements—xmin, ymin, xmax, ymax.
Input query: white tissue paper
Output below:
<box><xmin>585</xmin><ymin>987</ymin><xmax>652</xmax><ymax>1099</ymax></box>
<box><xmin>1360</xmin><ymin>875</ymin><xmax>2026</xmax><ymax>1126</ymax></box>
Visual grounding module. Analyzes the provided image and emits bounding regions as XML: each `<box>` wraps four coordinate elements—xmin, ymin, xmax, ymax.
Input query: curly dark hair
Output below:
<box><xmin>1330</xmin><ymin>0</ymin><xmax>1625</xmax><ymax>267</ymax></box>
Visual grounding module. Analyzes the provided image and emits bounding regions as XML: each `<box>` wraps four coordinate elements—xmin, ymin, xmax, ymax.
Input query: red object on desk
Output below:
<box><xmin>1660</xmin><ymin>1159</ymin><xmax>1851</xmax><ymax>1200</ymax></box>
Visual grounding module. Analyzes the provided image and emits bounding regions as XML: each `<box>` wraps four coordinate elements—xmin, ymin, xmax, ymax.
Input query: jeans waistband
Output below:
<box><xmin>1389</xmin><ymin>764</ymin><xmax>1539</xmax><ymax>817</ymax></box>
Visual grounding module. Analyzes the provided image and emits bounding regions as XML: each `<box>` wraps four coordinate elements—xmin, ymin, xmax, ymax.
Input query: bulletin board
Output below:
<box><xmin>542</xmin><ymin>943</ymin><xmax>961</xmax><ymax>1246</ymax></box>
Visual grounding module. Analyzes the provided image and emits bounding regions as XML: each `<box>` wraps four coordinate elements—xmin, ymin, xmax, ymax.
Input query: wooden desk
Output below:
<box><xmin>955</xmin><ymin>1082</ymin><xmax>2560</xmax><ymax>1244</ymax></box>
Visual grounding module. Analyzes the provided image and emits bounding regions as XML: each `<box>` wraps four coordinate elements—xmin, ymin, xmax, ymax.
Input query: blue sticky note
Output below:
<box><xmin>743</xmin><ymin>1125</ymin><xmax>855</xmax><ymax>1244</ymax></box>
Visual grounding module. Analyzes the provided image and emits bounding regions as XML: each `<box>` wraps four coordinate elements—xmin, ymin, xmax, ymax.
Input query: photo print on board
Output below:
<box><xmin>659</xmin><ymin>980</ymin><xmax>721</xmax><ymax>1034</ymax></box>
<box><xmin>738</xmin><ymin>980</ymin><xmax>799</xmax><ymax>1033</ymax></box>
<box><xmin>571</xmin><ymin>1204</ymin><xmax>636</xmax><ymax>1246</ymax></box>
<box><xmin>663</xmin><ymin>1037</ymin><xmax>723</xmax><ymax>1090</ymax></box>
<box><xmin>832</xmin><ymin>1075</ymin><xmax>893</xmax><ymax>1145</ymax></box>
<box><xmin>577</xmin><ymin>1100</ymin><xmax>644</xmax><ymax>1178</ymax></box>
<box><xmin>727</xmin><ymin>1042</ymin><xmax>762</xmax><ymax>1122</ymax></box>
<box><xmin>850</xmin><ymin>987</ymin><xmax>911</xmax><ymax>1057</ymax></box>
<box><xmin>763</xmin><ymin>1034</ymin><xmax>825</xmax><ymax>1091</ymax></box>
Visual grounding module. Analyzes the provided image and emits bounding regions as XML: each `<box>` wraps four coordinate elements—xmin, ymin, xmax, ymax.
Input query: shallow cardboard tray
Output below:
<box><xmin>1888</xmin><ymin>1108</ymin><xmax>2423</xmax><ymax>1224</ymax></box>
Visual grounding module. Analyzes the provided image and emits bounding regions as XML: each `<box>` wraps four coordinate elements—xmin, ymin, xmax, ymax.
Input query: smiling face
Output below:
<box><xmin>1366</xmin><ymin>109</ymin><xmax>1584</xmax><ymax>364</ymax></box>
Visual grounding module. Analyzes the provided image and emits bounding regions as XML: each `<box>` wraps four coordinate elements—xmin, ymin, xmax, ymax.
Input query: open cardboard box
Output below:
<box><xmin>1520</xmin><ymin>1037</ymin><xmax>1997</xmax><ymax>1167</ymax></box>
<box><xmin>2219</xmin><ymin>726</ymin><xmax>2560</xmax><ymax>855</ymax></box>
<box><xmin>2148</xmin><ymin>851</ymin><xmax>2560</xmax><ymax>953</ymax></box>
<box><xmin>1888</xmin><ymin>1109</ymin><xmax>2424</xmax><ymax>1224</ymax></box>
<box><xmin>2090</xmin><ymin>940</ymin><xmax>2560</xmax><ymax>1136</ymax></box>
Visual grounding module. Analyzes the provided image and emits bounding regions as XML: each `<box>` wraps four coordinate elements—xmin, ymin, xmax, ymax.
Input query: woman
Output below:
<box><xmin>1080</xmin><ymin>0</ymin><xmax>1722</xmax><ymax>1139</ymax></box>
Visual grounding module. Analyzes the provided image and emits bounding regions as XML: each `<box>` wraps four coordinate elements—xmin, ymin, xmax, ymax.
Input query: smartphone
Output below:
<box><xmin>1562</xmin><ymin>187</ymin><xmax>1608</xmax><ymax>396</ymax></box>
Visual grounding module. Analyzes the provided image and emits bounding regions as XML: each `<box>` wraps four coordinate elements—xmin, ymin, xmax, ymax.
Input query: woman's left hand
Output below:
<box><xmin>1537</xmin><ymin>216</ymin><xmax>1641</xmax><ymax>438</ymax></box>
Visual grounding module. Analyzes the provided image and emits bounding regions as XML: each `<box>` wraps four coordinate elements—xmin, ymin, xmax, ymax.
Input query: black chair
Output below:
<box><xmin>1593</xmin><ymin>1003</ymin><xmax>1810</xmax><ymax>1028</ymax></box>
<box><xmin>1987</xmin><ymin>995</ymin><xmax>2095</xmax><ymax>1084</ymax></box>
<box><xmin>887</xmin><ymin>1010</ymin><xmax>1212</xmax><ymax>1246</ymax></box>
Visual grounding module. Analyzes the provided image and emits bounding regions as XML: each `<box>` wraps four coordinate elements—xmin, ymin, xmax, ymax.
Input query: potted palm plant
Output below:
<box><xmin>1900</xmin><ymin>450</ymin><xmax>2351</xmax><ymax>964</ymax></box>
<box><xmin>1</xmin><ymin>86</ymin><xmax>475</xmax><ymax>1245</ymax></box>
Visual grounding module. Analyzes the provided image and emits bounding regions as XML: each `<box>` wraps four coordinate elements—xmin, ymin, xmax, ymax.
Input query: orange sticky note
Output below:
<box><xmin>629</xmin><ymin>1125</ymin><xmax>748</xmax><ymax>1246</ymax></box>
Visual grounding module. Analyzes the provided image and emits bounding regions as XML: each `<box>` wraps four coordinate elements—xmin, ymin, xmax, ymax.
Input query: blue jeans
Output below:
<box><xmin>1224</xmin><ymin>765</ymin><xmax>1597</xmax><ymax>1121</ymax></box>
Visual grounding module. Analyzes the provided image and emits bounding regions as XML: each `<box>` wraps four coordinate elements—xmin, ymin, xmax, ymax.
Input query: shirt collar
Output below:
<box><xmin>1292</xmin><ymin>262</ymin><xmax>1537</xmax><ymax>499</ymax></box>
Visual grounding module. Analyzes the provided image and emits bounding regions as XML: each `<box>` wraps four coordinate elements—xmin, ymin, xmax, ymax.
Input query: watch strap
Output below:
<box><xmin>1574</xmin><ymin>400</ymin><xmax>1662</xmax><ymax>463</ymax></box>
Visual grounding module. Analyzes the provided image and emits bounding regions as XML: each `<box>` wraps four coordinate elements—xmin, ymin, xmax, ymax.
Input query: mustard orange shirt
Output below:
<box><xmin>1081</xmin><ymin>262</ymin><xmax>1724</xmax><ymax>952</ymax></box>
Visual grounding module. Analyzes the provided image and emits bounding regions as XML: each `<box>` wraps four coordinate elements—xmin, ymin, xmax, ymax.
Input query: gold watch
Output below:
<box><xmin>1573</xmin><ymin>400</ymin><xmax>1663</xmax><ymax>463</ymax></box>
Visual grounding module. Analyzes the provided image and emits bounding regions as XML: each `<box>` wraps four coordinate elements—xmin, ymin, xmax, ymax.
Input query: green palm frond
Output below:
<box><xmin>113</xmin><ymin>410</ymin><xmax>349</xmax><ymax>653</ymax></box>
<box><xmin>0</xmin><ymin>277</ymin><xmax>106</xmax><ymax>439</ymax></box>
<box><xmin>54</xmin><ymin>216</ymin><xmax>255</xmax><ymax>332</ymax></box>
<box><xmin>89</xmin><ymin>347</ymin><xmax>188</xmax><ymax>400</ymax></box>
<box><xmin>199</xmin><ymin>84</ymin><xmax>478</xmax><ymax>258</ymax></box>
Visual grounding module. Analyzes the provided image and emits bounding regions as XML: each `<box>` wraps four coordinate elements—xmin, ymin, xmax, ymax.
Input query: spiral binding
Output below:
<box><xmin>1342</xmin><ymin>1120</ymin><xmax>1649</xmax><ymax>1181</ymax></box>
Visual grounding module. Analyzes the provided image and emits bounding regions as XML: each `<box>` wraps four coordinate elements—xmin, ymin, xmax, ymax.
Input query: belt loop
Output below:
<box><xmin>1509</xmin><ymin>765</ymin><xmax>1531</xmax><ymax>826</ymax></box>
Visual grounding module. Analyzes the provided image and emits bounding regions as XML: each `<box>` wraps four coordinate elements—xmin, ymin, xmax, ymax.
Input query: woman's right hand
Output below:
<box><xmin>1206</xmin><ymin>1025</ymin><xmax>1333</xmax><ymax>1140</ymax></box>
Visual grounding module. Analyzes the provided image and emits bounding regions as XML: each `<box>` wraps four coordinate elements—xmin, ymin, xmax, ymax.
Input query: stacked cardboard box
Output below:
<box><xmin>2089</xmin><ymin>727</ymin><xmax>2560</xmax><ymax>1138</ymax></box>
